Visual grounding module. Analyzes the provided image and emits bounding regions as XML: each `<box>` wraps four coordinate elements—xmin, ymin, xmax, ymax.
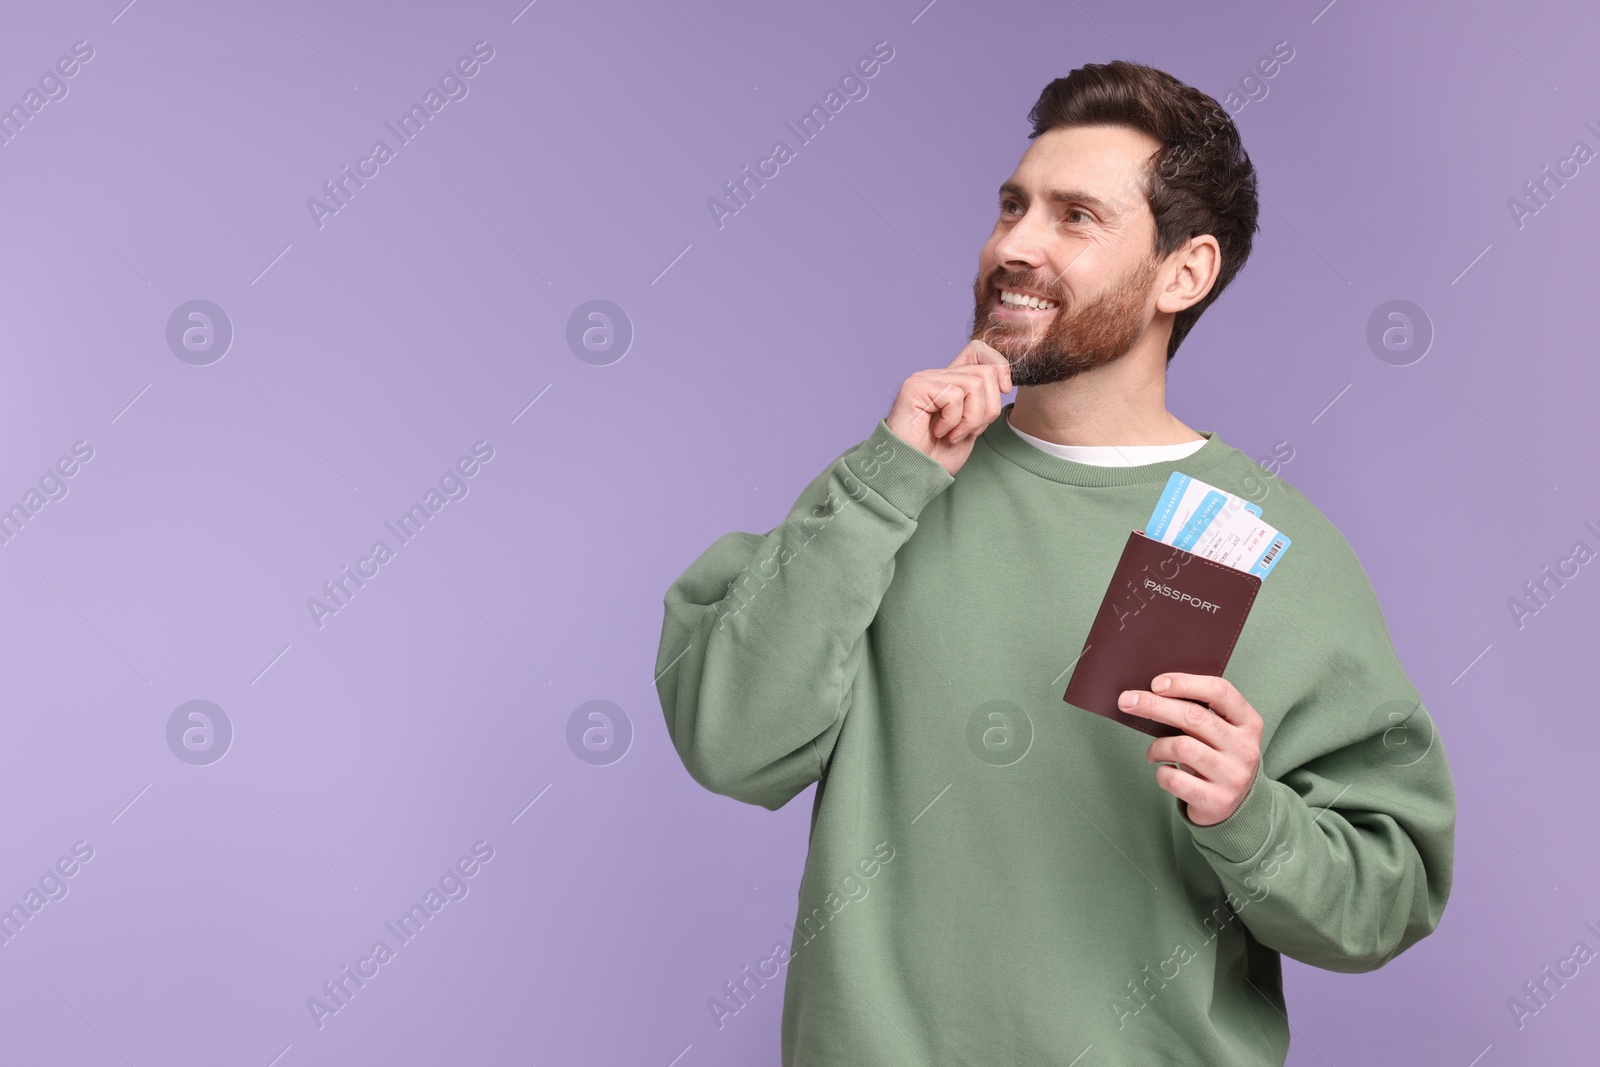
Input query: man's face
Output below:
<box><xmin>970</xmin><ymin>124</ymin><xmax>1165</xmax><ymax>386</ymax></box>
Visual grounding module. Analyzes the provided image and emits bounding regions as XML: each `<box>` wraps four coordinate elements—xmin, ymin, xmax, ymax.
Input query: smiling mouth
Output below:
<box><xmin>995</xmin><ymin>287</ymin><xmax>1060</xmax><ymax>311</ymax></box>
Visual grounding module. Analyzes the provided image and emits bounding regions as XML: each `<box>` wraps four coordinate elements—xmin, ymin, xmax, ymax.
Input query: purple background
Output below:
<box><xmin>0</xmin><ymin>0</ymin><xmax>1595</xmax><ymax>1063</ymax></box>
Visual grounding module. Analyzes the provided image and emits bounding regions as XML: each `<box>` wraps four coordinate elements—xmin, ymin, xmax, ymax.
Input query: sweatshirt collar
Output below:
<box><xmin>979</xmin><ymin>401</ymin><xmax>1232</xmax><ymax>488</ymax></box>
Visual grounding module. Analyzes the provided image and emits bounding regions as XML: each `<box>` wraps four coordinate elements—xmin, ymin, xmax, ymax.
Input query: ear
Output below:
<box><xmin>1155</xmin><ymin>235</ymin><xmax>1221</xmax><ymax>315</ymax></box>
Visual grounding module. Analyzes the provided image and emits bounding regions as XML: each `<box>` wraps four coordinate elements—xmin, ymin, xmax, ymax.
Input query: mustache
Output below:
<box><xmin>984</xmin><ymin>270</ymin><xmax>1064</xmax><ymax>304</ymax></box>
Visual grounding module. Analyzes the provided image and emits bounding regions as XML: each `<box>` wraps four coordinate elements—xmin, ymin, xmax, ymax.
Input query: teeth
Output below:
<box><xmin>1000</xmin><ymin>289</ymin><xmax>1058</xmax><ymax>310</ymax></box>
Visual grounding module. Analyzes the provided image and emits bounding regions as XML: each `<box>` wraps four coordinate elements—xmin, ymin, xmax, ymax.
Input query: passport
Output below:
<box><xmin>1063</xmin><ymin>530</ymin><xmax>1262</xmax><ymax>738</ymax></box>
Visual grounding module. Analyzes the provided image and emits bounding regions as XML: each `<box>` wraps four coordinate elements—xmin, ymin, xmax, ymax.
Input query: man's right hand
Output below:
<box><xmin>885</xmin><ymin>340</ymin><xmax>1015</xmax><ymax>476</ymax></box>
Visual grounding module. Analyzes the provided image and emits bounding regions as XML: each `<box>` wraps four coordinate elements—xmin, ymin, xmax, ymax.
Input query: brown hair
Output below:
<box><xmin>1026</xmin><ymin>61</ymin><xmax>1260</xmax><ymax>362</ymax></box>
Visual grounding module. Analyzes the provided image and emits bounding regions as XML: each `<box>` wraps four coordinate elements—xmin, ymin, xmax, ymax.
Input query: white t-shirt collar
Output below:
<box><xmin>1005</xmin><ymin>410</ymin><xmax>1207</xmax><ymax>467</ymax></box>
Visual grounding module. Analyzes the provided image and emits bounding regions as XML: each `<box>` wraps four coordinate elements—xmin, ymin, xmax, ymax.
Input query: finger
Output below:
<box><xmin>1145</xmin><ymin>733</ymin><xmax>1225</xmax><ymax>782</ymax></box>
<box><xmin>948</xmin><ymin>368</ymin><xmax>1004</xmax><ymax>442</ymax></box>
<box><xmin>950</xmin><ymin>340</ymin><xmax>1015</xmax><ymax>393</ymax></box>
<box><xmin>1117</xmin><ymin>689</ymin><xmax>1230</xmax><ymax>748</ymax></box>
<box><xmin>923</xmin><ymin>366</ymin><xmax>1000</xmax><ymax>444</ymax></box>
<box><xmin>975</xmin><ymin>363</ymin><xmax>1008</xmax><ymax>420</ymax></box>
<box><xmin>927</xmin><ymin>384</ymin><xmax>965</xmax><ymax>440</ymax></box>
<box><xmin>1153</xmin><ymin>763</ymin><xmax>1225</xmax><ymax>814</ymax></box>
<box><xmin>947</xmin><ymin>338</ymin><xmax>1004</xmax><ymax>369</ymax></box>
<box><xmin>1150</xmin><ymin>673</ymin><xmax>1256</xmax><ymax>729</ymax></box>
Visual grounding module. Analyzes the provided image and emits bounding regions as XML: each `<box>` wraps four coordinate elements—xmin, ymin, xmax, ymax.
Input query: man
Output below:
<box><xmin>655</xmin><ymin>59</ymin><xmax>1454</xmax><ymax>1065</ymax></box>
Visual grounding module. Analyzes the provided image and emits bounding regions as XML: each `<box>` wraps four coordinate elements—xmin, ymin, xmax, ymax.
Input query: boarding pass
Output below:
<box><xmin>1144</xmin><ymin>472</ymin><xmax>1291</xmax><ymax>579</ymax></box>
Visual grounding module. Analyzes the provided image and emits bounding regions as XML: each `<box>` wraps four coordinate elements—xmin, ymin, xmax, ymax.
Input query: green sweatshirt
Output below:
<box><xmin>655</xmin><ymin>403</ymin><xmax>1455</xmax><ymax>1065</ymax></box>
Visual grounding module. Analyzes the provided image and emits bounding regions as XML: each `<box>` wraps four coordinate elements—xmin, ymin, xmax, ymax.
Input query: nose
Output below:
<box><xmin>992</xmin><ymin>207</ymin><xmax>1049</xmax><ymax>273</ymax></box>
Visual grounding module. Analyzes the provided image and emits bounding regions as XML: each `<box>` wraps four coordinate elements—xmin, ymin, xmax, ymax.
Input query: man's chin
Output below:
<box><xmin>972</xmin><ymin>327</ymin><xmax>1035</xmax><ymax>360</ymax></box>
<box><xmin>1004</xmin><ymin>345</ymin><xmax>1115</xmax><ymax>387</ymax></box>
<box><xmin>994</xmin><ymin>349</ymin><xmax>1047</xmax><ymax>383</ymax></box>
<box><xmin>1008</xmin><ymin>364</ymin><xmax>1083</xmax><ymax>388</ymax></box>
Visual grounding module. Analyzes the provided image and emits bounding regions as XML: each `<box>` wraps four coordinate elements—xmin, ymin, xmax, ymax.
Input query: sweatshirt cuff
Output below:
<box><xmin>841</xmin><ymin>419</ymin><xmax>954</xmax><ymax>520</ymax></box>
<box><xmin>1185</xmin><ymin>761</ymin><xmax>1277</xmax><ymax>864</ymax></box>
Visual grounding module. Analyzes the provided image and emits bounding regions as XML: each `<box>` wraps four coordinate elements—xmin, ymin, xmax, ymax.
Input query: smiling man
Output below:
<box><xmin>656</xmin><ymin>60</ymin><xmax>1455</xmax><ymax>1065</ymax></box>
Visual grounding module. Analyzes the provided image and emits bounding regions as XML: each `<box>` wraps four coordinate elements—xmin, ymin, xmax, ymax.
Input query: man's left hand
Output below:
<box><xmin>1117</xmin><ymin>673</ymin><xmax>1263</xmax><ymax>827</ymax></box>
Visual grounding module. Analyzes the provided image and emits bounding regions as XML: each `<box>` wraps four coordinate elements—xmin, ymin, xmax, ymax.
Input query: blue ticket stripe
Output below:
<box><xmin>1245</xmin><ymin>502</ymin><xmax>1262</xmax><ymax>516</ymax></box>
<box><xmin>1173</xmin><ymin>491</ymin><xmax>1226</xmax><ymax>550</ymax></box>
<box><xmin>1247</xmin><ymin>534</ymin><xmax>1291</xmax><ymax>578</ymax></box>
<box><xmin>1145</xmin><ymin>472</ymin><xmax>1190</xmax><ymax>541</ymax></box>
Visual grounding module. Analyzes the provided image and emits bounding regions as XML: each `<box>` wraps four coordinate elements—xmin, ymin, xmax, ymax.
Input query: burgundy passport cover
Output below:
<box><xmin>1063</xmin><ymin>530</ymin><xmax>1262</xmax><ymax>738</ymax></box>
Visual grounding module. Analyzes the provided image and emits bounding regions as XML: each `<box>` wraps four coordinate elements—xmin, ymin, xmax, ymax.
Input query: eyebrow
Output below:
<box><xmin>998</xmin><ymin>181</ymin><xmax>1120</xmax><ymax>218</ymax></box>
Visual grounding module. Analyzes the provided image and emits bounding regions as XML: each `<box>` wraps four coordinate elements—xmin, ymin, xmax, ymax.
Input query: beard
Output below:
<box><xmin>969</xmin><ymin>253</ymin><xmax>1159</xmax><ymax>387</ymax></box>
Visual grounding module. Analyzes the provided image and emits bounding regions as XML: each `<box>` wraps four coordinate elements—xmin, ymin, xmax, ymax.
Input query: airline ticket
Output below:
<box><xmin>1145</xmin><ymin>472</ymin><xmax>1290</xmax><ymax>579</ymax></box>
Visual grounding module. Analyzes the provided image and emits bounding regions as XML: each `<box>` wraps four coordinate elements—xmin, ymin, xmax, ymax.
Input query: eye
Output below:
<box><xmin>1064</xmin><ymin>208</ymin><xmax>1092</xmax><ymax>225</ymax></box>
<box><xmin>1000</xmin><ymin>197</ymin><xmax>1023</xmax><ymax>216</ymax></box>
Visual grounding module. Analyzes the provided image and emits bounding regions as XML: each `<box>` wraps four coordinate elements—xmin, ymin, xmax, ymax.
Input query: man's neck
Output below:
<box><xmin>1006</xmin><ymin>350</ymin><xmax>1201</xmax><ymax>447</ymax></box>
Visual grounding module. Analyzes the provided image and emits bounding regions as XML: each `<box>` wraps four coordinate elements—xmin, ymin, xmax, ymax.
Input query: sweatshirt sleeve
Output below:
<box><xmin>654</xmin><ymin>419</ymin><xmax>954</xmax><ymax>811</ymax></box>
<box><xmin>1181</xmin><ymin>528</ymin><xmax>1457</xmax><ymax>973</ymax></box>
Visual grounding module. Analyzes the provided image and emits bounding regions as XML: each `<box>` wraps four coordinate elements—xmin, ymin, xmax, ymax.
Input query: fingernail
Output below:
<box><xmin>1154</xmin><ymin>676</ymin><xmax>1171</xmax><ymax>692</ymax></box>
<box><xmin>1118</xmin><ymin>691</ymin><xmax>1137</xmax><ymax>709</ymax></box>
